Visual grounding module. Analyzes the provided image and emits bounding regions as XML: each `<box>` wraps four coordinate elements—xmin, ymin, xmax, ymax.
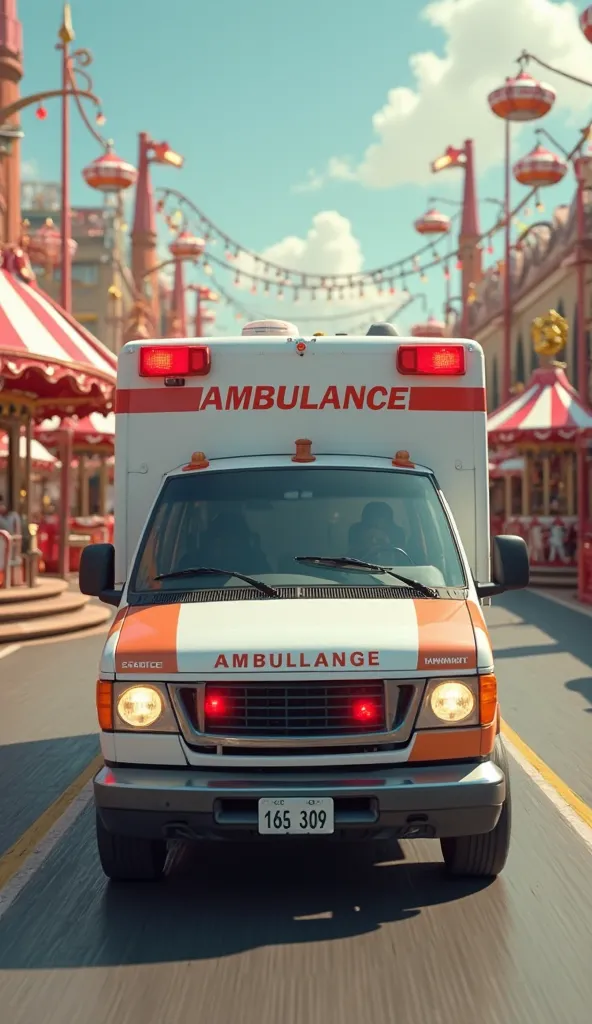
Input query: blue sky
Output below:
<box><xmin>19</xmin><ymin>0</ymin><xmax>592</xmax><ymax>335</ymax></box>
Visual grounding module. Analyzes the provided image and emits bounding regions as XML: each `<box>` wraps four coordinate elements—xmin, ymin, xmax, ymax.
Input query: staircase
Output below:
<box><xmin>0</xmin><ymin>577</ymin><xmax>112</xmax><ymax>644</ymax></box>
<box><xmin>529</xmin><ymin>565</ymin><xmax>578</xmax><ymax>589</ymax></box>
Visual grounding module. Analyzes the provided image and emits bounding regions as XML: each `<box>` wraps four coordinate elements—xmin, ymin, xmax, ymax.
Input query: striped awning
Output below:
<box><xmin>0</xmin><ymin>255</ymin><xmax>116</xmax><ymax>416</ymax></box>
<box><xmin>488</xmin><ymin>366</ymin><xmax>592</xmax><ymax>444</ymax></box>
<box><xmin>36</xmin><ymin>411</ymin><xmax>115</xmax><ymax>450</ymax></box>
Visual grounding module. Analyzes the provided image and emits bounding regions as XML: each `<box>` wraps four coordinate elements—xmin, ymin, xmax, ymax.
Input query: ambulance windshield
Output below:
<box><xmin>131</xmin><ymin>467</ymin><xmax>466</xmax><ymax>594</ymax></box>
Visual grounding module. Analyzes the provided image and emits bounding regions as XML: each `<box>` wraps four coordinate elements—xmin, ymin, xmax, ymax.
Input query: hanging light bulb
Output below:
<box><xmin>420</xmin><ymin>272</ymin><xmax>428</xmax><ymax>284</ymax></box>
<box><xmin>96</xmin><ymin>111</ymin><xmax>106</xmax><ymax>126</ymax></box>
<box><xmin>455</xmin><ymin>258</ymin><xmax>463</xmax><ymax>270</ymax></box>
<box><xmin>36</xmin><ymin>104</ymin><xmax>48</xmax><ymax>120</ymax></box>
<box><xmin>203</xmin><ymin>261</ymin><xmax>213</xmax><ymax>276</ymax></box>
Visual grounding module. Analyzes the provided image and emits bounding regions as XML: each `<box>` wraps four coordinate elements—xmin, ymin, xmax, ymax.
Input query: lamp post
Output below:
<box><xmin>191</xmin><ymin>285</ymin><xmax>219</xmax><ymax>337</ymax></box>
<box><xmin>487</xmin><ymin>68</ymin><xmax>556</xmax><ymax>402</ymax></box>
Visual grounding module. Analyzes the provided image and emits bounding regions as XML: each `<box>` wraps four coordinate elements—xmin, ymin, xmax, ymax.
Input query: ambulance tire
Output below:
<box><xmin>96</xmin><ymin>813</ymin><xmax>167</xmax><ymax>882</ymax></box>
<box><xmin>440</xmin><ymin>736</ymin><xmax>511</xmax><ymax>879</ymax></box>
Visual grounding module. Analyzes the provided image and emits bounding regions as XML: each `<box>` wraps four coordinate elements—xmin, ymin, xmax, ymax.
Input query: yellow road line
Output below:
<box><xmin>0</xmin><ymin>754</ymin><xmax>103</xmax><ymax>890</ymax></box>
<box><xmin>502</xmin><ymin>720</ymin><xmax>592</xmax><ymax>830</ymax></box>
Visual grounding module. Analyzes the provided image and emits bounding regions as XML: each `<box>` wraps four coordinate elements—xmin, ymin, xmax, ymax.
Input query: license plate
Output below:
<box><xmin>258</xmin><ymin>797</ymin><xmax>334</xmax><ymax>835</ymax></box>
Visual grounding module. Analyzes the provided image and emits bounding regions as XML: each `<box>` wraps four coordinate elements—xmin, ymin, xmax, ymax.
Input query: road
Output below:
<box><xmin>0</xmin><ymin>590</ymin><xmax>590</xmax><ymax>1024</ymax></box>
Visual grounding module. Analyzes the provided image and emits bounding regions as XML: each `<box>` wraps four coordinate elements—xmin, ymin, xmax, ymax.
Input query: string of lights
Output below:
<box><xmin>208</xmin><ymin>272</ymin><xmax>418</xmax><ymax>325</ymax></box>
<box><xmin>157</xmin><ymin>180</ymin><xmax>542</xmax><ymax>301</ymax></box>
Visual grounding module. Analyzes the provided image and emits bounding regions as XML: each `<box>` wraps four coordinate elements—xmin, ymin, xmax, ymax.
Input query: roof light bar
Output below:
<box><xmin>397</xmin><ymin>344</ymin><xmax>466</xmax><ymax>376</ymax></box>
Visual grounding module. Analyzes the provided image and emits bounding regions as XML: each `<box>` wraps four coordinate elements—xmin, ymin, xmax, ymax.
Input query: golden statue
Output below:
<box><xmin>531</xmin><ymin>309</ymin><xmax>568</xmax><ymax>366</ymax></box>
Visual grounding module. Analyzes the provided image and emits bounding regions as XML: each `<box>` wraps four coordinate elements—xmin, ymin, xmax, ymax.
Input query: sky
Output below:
<box><xmin>18</xmin><ymin>0</ymin><xmax>592</xmax><ymax>336</ymax></box>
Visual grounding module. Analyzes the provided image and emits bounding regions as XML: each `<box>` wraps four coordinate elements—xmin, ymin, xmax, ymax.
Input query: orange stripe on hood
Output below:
<box><xmin>115</xmin><ymin>603</ymin><xmax>180</xmax><ymax>674</ymax></box>
<box><xmin>107</xmin><ymin>604</ymin><xmax>128</xmax><ymax>639</ymax></box>
<box><xmin>414</xmin><ymin>600</ymin><xmax>477</xmax><ymax>672</ymax></box>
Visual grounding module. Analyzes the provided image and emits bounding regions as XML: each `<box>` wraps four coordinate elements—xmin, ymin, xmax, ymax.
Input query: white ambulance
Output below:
<box><xmin>81</xmin><ymin>321</ymin><xmax>529</xmax><ymax>882</ymax></box>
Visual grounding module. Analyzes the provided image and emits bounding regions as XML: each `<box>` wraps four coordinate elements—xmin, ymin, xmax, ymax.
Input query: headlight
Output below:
<box><xmin>117</xmin><ymin>686</ymin><xmax>163</xmax><ymax>728</ymax></box>
<box><xmin>429</xmin><ymin>681</ymin><xmax>475</xmax><ymax>723</ymax></box>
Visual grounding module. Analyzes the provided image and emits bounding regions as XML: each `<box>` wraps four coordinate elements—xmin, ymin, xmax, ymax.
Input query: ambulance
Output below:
<box><xmin>80</xmin><ymin>320</ymin><xmax>529</xmax><ymax>883</ymax></box>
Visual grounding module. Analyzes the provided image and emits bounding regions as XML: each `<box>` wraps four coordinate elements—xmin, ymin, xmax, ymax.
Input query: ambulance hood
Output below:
<box><xmin>104</xmin><ymin>596</ymin><xmax>493</xmax><ymax>677</ymax></box>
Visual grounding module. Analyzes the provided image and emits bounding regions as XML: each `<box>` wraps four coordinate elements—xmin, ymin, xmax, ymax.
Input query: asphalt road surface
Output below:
<box><xmin>0</xmin><ymin>590</ymin><xmax>590</xmax><ymax>1024</ymax></box>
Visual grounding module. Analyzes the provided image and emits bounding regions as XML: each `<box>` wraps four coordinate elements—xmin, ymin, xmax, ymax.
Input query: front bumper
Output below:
<box><xmin>95</xmin><ymin>759</ymin><xmax>506</xmax><ymax>842</ymax></box>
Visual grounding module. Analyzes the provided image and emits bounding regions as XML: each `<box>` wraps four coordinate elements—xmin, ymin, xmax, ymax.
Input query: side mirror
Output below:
<box><xmin>476</xmin><ymin>535</ymin><xmax>530</xmax><ymax>599</ymax></box>
<box><xmin>79</xmin><ymin>543</ymin><xmax>121</xmax><ymax>607</ymax></box>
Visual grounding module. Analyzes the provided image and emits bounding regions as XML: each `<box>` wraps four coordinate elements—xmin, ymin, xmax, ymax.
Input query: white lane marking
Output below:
<box><xmin>504</xmin><ymin>736</ymin><xmax>592</xmax><ymax>854</ymax></box>
<box><xmin>0</xmin><ymin>782</ymin><xmax>93</xmax><ymax>922</ymax></box>
<box><xmin>0</xmin><ymin>643</ymin><xmax>21</xmax><ymax>661</ymax></box>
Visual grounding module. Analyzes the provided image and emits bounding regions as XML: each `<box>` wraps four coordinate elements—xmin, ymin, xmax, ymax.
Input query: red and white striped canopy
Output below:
<box><xmin>488</xmin><ymin>366</ymin><xmax>592</xmax><ymax>443</ymax></box>
<box><xmin>0</xmin><ymin>431</ymin><xmax>56</xmax><ymax>470</ymax></box>
<box><xmin>0</xmin><ymin>256</ymin><xmax>116</xmax><ymax>416</ymax></box>
<box><xmin>36</xmin><ymin>412</ymin><xmax>115</xmax><ymax>450</ymax></box>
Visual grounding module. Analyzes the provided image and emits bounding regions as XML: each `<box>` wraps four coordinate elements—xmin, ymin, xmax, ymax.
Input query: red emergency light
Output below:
<box><xmin>396</xmin><ymin>344</ymin><xmax>466</xmax><ymax>376</ymax></box>
<box><xmin>205</xmin><ymin>693</ymin><xmax>227</xmax><ymax>717</ymax></box>
<box><xmin>139</xmin><ymin>345</ymin><xmax>211</xmax><ymax>378</ymax></box>
<box><xmin>351</xmin><ymin>698</ymin><xmax>380</xmax><ymax>724</ymax></box>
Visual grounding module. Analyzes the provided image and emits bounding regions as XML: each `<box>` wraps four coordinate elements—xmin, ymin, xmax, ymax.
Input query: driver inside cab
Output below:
<box><xmin>348</xmin><ymin>502</ymin><xmax>406</xmax><ymax>563</ymax></box>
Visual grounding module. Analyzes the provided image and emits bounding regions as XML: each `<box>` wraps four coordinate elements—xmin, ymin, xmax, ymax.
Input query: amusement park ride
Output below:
<box><xmin>3</xmin><ymin>0</ymin><xmax>592</xmax><ymax>633</ymax></box>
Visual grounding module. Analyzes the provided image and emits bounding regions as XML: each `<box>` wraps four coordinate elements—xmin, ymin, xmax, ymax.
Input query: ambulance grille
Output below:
<box><xmin>131</xmin><ymin>586</ymin><xmax>430</xmax><ymax>605</ymax></box>
<box><xmin>202</xmin><ymin>681</ymin><xmax>387</xmax><ymax>737</ymax></box>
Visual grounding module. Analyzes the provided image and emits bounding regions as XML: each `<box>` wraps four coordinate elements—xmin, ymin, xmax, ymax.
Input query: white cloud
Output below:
<box><xmin>209</xmin><ymin>211</ymin><xmax>424</xmax><ymax>336</ymax></box>
<box><xmin>21</xmin><ymin>159</ymin><xmax>39</xmax><ymax>181</ymax></box>
<box><xmin>302</xmin><ymin>0</ymin><xmax>592</xmax><ymax>189</ymax></box>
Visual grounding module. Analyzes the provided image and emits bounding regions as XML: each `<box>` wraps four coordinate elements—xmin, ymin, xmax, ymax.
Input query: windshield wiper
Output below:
<box><xmin>154</xmin><ymin>566</ymin><xmax>280</xmax><ymax>598</ymax></box>
<box><xmin>294</xmin><ymin>555</ymin><xmax>439</xmax><ymax>598</ymax></box>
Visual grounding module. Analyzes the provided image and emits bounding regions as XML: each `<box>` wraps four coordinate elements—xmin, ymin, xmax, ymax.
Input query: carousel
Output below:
<box><xmin>487</xmin><ymin>310</ymin><xmax>592</xmax><ymax>585</ymax></box>
<box><xmin>35</xmin><ymin>412</ymin><xmax>115</xmax><ymax>572</ymax></box>
<box><xmin>0</xmin><ymin>244</ymin><xmax>116</xmax><ymax>585</ymax></box>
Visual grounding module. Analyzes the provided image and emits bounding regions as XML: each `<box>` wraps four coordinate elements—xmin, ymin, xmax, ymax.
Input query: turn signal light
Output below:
<box><xmin>139</xmin><ymin>345</ymin><xmax>211</xmax><ymax>377</ymax></box>
<box><xmin>96</xmin><ymin>680</ymin><xmax>113</xmax><ymax>730</ymax></box>
<box><xmin>397</xmin><ymin>345</ymin><xmax>466</xmax><ymax>376</ymax></box>
<box><xmin>479</xmin><ymin>674</ymin><xmax>498</xmax><ymax>725</ymax></box>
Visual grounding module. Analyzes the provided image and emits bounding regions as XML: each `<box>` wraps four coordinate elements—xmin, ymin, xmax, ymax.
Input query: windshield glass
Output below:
<box><xmin>130</xmin><ymin>467</ymin><xmax>466</xmax><ymax>593</ymax></box>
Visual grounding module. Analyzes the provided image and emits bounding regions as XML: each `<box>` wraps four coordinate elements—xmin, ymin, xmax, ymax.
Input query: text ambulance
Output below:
<box><xmin>81</xmin><ymin>321</ymin><xmax>529</xmax><ymax>882</ymax></box>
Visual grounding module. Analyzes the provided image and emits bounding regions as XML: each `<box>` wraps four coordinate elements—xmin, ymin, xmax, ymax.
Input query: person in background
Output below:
<box><xmin>0</xmin><ymin>495</ymin><xmax>12</xmax><ymax>533</ymax></box>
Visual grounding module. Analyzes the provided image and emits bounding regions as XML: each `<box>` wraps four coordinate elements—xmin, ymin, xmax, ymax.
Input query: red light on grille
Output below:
<box><xmin>352</xmin><ymin>698</ymin><xmax>380</xmax><ymax>723</ymax></box>
<box><xmin>205</xmin><ymin>694</ymin><xmax>227</xmax><ymax>717</ymax></box>
<box><xmin>139</xmin><ymin>345</ymin><xmax>211</xmax><ymax>377</ymax></box>
<box><xmin>397</xmin><ymin>345</ymin><xmax>465</xmax><ymax>376</ymax></box>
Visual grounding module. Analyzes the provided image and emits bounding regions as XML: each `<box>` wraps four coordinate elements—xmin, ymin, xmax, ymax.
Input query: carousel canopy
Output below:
<box><xmin>0</xmin><ymin>431</ymin><xmax>56</xmax><ymax>469</ymax></box>
<box><xmin>0</xmin><ymin>252</ymin><xmax>116</xmax><ymax>417</ymax></box>
<box><xmin>36</xmin><ymin>412</ymin><xmax>115</xmax><ymax>450</ymax></box>
<box><xmin>488</xmin><ymin>366</ymin><xmax>592</xmax><ymax>444</ymax></box>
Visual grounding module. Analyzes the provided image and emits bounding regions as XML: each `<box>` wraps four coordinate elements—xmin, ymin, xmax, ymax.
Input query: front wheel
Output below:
<box><xmin>440</xmin><ymin>736</ymin><xmax>511</xmax><ymax>879</ymax></box>
<box><xmin>96</xmin><ymin>813</ymin><xmax>167</xmax><ymax>882</ymax></box>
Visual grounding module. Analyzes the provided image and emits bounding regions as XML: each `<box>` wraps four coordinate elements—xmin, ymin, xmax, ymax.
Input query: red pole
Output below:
<box><xmin>60</xmin><ymin>26</ymin><xmax>72</xmax><ymax>313</ymax></box>
<box><xmin>575</xmin><ymin>158</ymin><xmax>588</xmax><ymax>400</ymax></box>
<box><xmin>502</xmin><ymin>119</ymin><xmax>512</xmax><ymax>403</ymax></box>
<box><xmin>194</xmin><ymin>291</ymin><xmax>203</xmax><ymax>337</ymax></box>
<box><xmin>57</xmin><ymin>426</ymin><xmax>73</xmax><ymax>578</ymax></box>
<box><xmin>577</xmin><ymin>442</ymin><xmax>588</xmax><ymax>600</ymax></box>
